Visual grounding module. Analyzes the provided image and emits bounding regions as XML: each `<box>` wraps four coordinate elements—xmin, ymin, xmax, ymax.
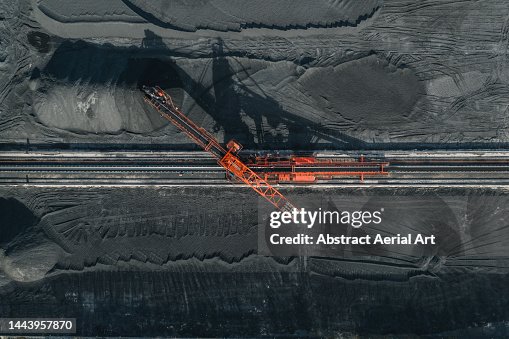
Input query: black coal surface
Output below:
<box><xmin>2</xmin><ymin>1</ymin><xmax>509</xmax><ymax>337</ymax></box>
<box><xmin>0</xmin><ymin>198</ymin><xmax>38</xmax><ymax>246</ymax></box>
<box><xmin>1</xmin><ymin>268</ymin><xmax>509</xmax><ymax>336</ymax></box>
<box><xmin>0</xmin><ymin>186</ymin><xmax>508</xmax><ymax>337</ymax></box>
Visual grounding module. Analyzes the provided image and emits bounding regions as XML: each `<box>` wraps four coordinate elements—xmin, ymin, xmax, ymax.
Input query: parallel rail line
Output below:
<box><xmin>1</xmin><ymin>152</ymin><xmax>509</xmax><ymax>185</ymax></box>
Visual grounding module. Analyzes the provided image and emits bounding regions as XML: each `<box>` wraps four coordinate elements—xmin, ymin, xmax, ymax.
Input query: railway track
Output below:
<box><xmin>1</xmin><ymin>150</ymin><xmax>509</xmax><ymax>185</ymax></box>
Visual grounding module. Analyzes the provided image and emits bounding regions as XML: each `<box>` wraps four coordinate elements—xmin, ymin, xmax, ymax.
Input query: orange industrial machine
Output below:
<box><xmin>142</xmin><ymin>85</ymin><xmax>389</xmax><ymax>208</ymax></box>
<box><xmin>142</xmin><ymin>85</ymin><xmax>295</xmax><ymax>211</ymax></box>
<box><xmin>249</xmin><ymin>155</ymin><xmax>388</xmax><ymax>183</ymax></box>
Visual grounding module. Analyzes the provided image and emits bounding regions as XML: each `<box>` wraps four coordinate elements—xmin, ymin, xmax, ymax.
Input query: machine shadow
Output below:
<box><xmin>32</xmin><ymin>31</ymin><xmax>509</xmax><ymax>152</ymax></box>
<box><xmin>171</xmin><ymin>37</ymin><xmax>366</xmax><ymax>151</ymax></box>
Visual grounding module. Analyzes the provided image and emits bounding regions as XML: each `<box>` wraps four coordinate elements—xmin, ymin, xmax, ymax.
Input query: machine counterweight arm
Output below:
<box><xmin>219</xmin><ymin>150</ymin><xmax>294</xmax><ymax>211</ymax></box>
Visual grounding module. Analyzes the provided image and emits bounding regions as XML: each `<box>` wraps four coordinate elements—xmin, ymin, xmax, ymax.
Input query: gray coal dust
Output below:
<box><xmin>1</xmin><ymin>0</ymin><xmax>509</xmax><ymax>337</ymax></box>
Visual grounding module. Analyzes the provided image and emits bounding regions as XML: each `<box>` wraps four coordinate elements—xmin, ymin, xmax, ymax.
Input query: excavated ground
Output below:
<box><xmin>1</xmin><ymin>186</ymin><xmax>509</xmax><ymax>337</ymax></box>
<box><xmin>2</xmin><ymin>0</ymin><xmax>509</xmax><ymax>336</ymax></box>
<box><xmin>2</xmin><ymin>0</ymin><xmax>509</xmax><ymax>150</ymax></box>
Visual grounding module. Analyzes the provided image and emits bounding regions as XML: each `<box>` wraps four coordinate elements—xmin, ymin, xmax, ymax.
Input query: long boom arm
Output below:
<box><xmin>142</xmin><ymin>85</ymin><xmax>295</xmax><ymax>211</ymax></box>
